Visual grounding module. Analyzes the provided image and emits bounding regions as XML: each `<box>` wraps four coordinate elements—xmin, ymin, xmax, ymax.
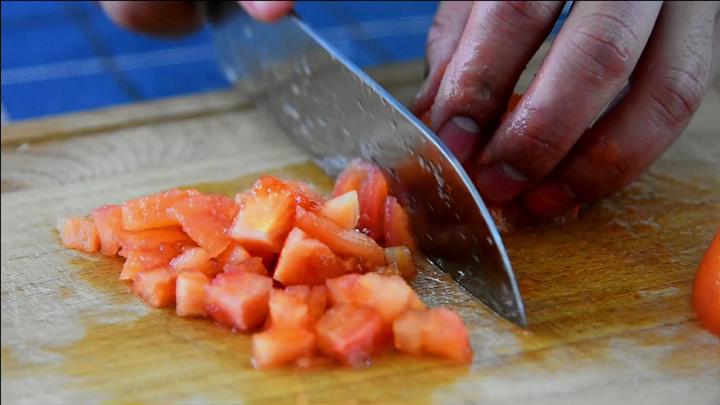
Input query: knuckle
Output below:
<box><xmin>564</xmin><ymin>27</ymin><xmax>634</xmax><ymax>81</ymax></box>
<box><xmin>504</xmin><ymin>121</ymin><xmax>570</xmax><ymax>177</ymax></box>
<box><xmin>489</xmin><ymin>1</ymin><xmax>559</xmax><ymax>36</ymax></box>
<box><xmin>649</xmin><ymin>62</ymin><xmax>708</xmax><ymax>127</ymax></box>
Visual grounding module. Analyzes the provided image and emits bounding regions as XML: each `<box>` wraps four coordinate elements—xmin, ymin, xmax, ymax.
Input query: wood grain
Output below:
<box><xmin>2</xmin><ymin>57</ymin><xmax>719</xmax><ymax>405</ymax></box>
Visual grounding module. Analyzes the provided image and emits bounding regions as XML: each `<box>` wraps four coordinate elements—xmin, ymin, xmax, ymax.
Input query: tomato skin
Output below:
<box><xmin>90</xmin><ymin>205</ymin><xmax>124</xmax><ymax>256</ymax></box>
<box><xmin>333</xmin><ymin>160</ymin><xmax>390</xmax><ymax>241</ymax></box>
<box><xmin>383</xmin><ymin>196</ymin><xmax>418</xmax><ymax>254</ymax></box>
<box><xmin>383</xmin><ymin>246</ymin><xmax>417</xmax><ymax>281</ymax></box>
<box><xmin>693</xmin><ymin>228</ymin><xmax>720</xmax><ymax>336</ymax></box>
<box><xmin>59</xmin><ymin>217</ymin><xmax>100</xmax><ymax>253</ymax></box>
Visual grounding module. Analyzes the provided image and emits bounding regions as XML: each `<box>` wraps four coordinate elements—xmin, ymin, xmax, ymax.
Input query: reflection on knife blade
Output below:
<box><xmin>205</xmin><ymin>2</ymin><xmax>527</xmax><ymax>327</ymax></box>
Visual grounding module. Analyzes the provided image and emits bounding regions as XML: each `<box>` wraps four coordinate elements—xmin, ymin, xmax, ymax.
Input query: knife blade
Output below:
<box><xmin>205</xmin><ymin>3</ymin><xmax>527</xmax><ymax>327</ymax></box>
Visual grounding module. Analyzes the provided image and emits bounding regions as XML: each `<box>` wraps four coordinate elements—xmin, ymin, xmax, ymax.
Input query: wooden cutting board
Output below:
<box><xmin>2</xmin><ymin>56</ymin><xmax>719</xmax><ymax>405</ymax></box>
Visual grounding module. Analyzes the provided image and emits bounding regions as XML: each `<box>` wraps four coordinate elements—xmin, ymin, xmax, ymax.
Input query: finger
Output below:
<box><xmin>238</xmin><ymin>1</ymin><xmax>294</xmax><ymax>23</ymax></box>
<box><xmin>522</xmin><ymin>1</ymin><xmax>717</xmax><ymax>219</ymax></box>
<box><xmin>430</xmin><ymin>1</ymin><xmax>565</xmax><ymax>164</ymax></box>
<box><xmin>475</xmin><ymin>1</ymin><xmax>662</xmax><ymax>203</ymax></box>
<box><xmin>410</xmin><ymin>1</ymin><xmax>474</xmax><ymax>117</ymax></box>
<box><xmin>99</xmin><ymin>1</ymin><xmax>202</xmax><ymax>37</ymax></box>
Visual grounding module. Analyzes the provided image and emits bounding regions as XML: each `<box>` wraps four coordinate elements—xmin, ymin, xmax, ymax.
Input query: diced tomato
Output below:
<box><xmin>500</xmin><ymin>92</ymin><xmax>522</xmax><ymax>122</ymax></box>
<box><xmin>121</xmin><ymin>189</ymin><xmax>198</xmax><ymax>230</ymax></box>
<box><xmin>170</xmin><ymin>247</ymin><xmax>219</xmax><ymax>277</ymax></box>
<box><xmin>176</xmin><ymin>271</ymin><xmax>209</xmax><ymax>317</ymax></box>
<box><xmin>383</xmin><ymin>196</ymin><xmax>418</xmax><ymax>253</ymax></box>
<box><xmin>252</xmin><ymin>327</ymin><xmax>315</xmax><ymax>369</ymax></box>
<box><xmin>132</xmin><ymin>268</ymin><xmax>177</xmax><ymax>308</ymax></box>
<box><xmin>119</xmin><ymin>247</ymin><xmax>181</xmax><ymax>281</ymax></box>
<box><xmin>283</xmin><ymin>179</ymin><xmax>326</xmax><ymax>210</ymax></box>
<box><xmin>241</xmin><ymin>176</ymin><xmax>323</xmax><ymax>212</ymax></box>
<box><xmin>392</xmin><ymin>308</ymin><xmax>472</xmax><ymax>364</ymax></box>
<box><xmin>274</xmin><ymin>228</ymin><xmax>349</xmax><ymax>286</ymax></box>
<box><xmin>326</xmin><ymin>273</ymin><xmax>423</xmax><ymax>324</ymax></box>
<box><xmin>223</xmin><ymin>257</ymin><xmax>268</xmax><ymax>276</ymax></box>
<box><xmin>216</xmin><ymin>243</ymin><xmax>251</xmax><ymax>269</ymax></box>
<box><xmin>333</xmin><ymin>160</ymin><xmax>390</xmax><ymax>241</ymax></box>
<box><xmin>316</xmin><ymin>304</ymin><xmax>386</xmax><ymax>366</ymax></box>
<box><xmin>90</xmin><ymin>205</ymin><xmax>123</xmax><ymax>256</ymax></box>
<box><xmin>59</xmin><ymin>217</ymin><xmax>99</xmax><ymax>253</ymax></box>
<box><xmin>307</xmin><ymin>285</ymin><xmax>328</xmax><ymax>322</ymax></box>
<box><xmin>268</xmin><ymin>289</ymin><xmax>310</xmax><ymax>329</ymax></box>
<box><xmin>383</xmin><ymin>246</ymin><xmax>417</xmax><ymax>281</ymax></box>
<box><xmin>168</xmin><ymin>194</ymin><xmax>238</xmax><ymax>257</ymax></box>
<box><xmin>116</xmin><ymin>227</ymin><xmax>193</xmax><ymax>253</ymax></box>
<box><xmin>229</xmin><ymin>188</ymin><xmax>295</xmax><ymax>253</ymax></box>
<box><xmin>693</xmin><ymin>229</ymin><xmax>720</xmax><ymax>336</ymax></box>
<box><xmin>205</xmin><ymin>272</ymin><xmax>273</xmax><ymax>331</ymax></box>
<box><xmin>285</xmin><ymin>285</ymin><xmax>310</xmax><ymax>301</ymax></box>
<box><xmin>295</xmin><ymin>207</ymin><xmax>385</xmax><ymax>270</ymax></box>
<box><xmin>320</xmin><ymin>191</ymin><xmax>360</xmax><ymax>229</ymax></box>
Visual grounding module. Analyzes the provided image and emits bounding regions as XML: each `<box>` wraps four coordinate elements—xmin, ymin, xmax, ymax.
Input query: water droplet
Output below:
<box><xmin>281</xmin><ymin>103</ymin><xmax>300</xmax><ymax>120</ymax></box>
<box><xmin>390</xmin><ymin>118</ymin><xmax>398</xmax><ymax>131</ymax></box>
<box><xmin>291</xmin><ymin>84</ymin><xmax>300</xmax><ymax>95</ymax></box>
<box><xmin>356</xmin><ymin>99</ymin><xmax>367</xmax><ymax>114</ymax></box>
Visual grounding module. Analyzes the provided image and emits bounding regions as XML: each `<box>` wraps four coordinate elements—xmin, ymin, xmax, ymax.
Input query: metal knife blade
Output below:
<box><xmin>205</xmin><ymin>3</ymin><xmax>527</xmax><ymax>327</ymax></box>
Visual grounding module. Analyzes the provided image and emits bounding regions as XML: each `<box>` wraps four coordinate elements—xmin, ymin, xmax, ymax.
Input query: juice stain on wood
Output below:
<box><xmin>48</xmin><ymin>161</ymin><xmax>469</xmax><ymax>404</ymax></box>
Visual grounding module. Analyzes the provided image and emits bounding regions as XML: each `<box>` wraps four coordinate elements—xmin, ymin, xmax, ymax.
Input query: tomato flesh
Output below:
<box><xmin>169</xmin><ymin>194</ymin><xmax>238</xmax><ymax>257</ymax></box>
<box><xmin>393</xmin><ymin>308</ymin><xmax>472</xmax><ymax>363</ymax></box>
<box><xmin>59</xmin><ymin>217</ymin><xmax>99</xmax><ymax>253</ymax></box>
<box><xmin>223</xmin><ymin>257</ymin><xmax>269</xmax><ymax>276</ymax></box>
<box><xmin>693</xmin><ymin>229</ymin><xmax>720</xmax><ymax>336</ymax></box>
<box><xmin>383</xmin><ymin>246</ymin><xmax>417</xmax><ymax>281</ymax></box>
<box><xmin>205</xmin><ymin>271</ymin><xmax>273</xmax><ymax>331</ymax></box>
<box><xmin>216</xmin><ymin>243</ymin><xmax>251</xmax><ymax>270</ymax></box>
<box><xmin>170</xmin><ymin>247</ymin><xmax>219</xmax><ymax>277</ymax></box>
<box><xmin>176</xmin><ymin>271</ymin><xmax>210</xmax><ymax>317</ymax></box>
<box><xmin>90</xmin><ymin>205</ymin><xmax>123</xmax><ymax>256</ymax></box>
<box><xmin>132</xmin><ymin>268</ymin><xmax>177</xmax><ymax>308</ymax></box>
<box><xmin>333</xmin><ymin>159</ymin><xmax>389</xmax><ymax>241</ymax></box>
<box><xmin>268</xmin><ymin>288</ymin><xmax>310</xmax><ymax>329</ymax></box>
<box><xmin>383</xmin><ymin>196</ymin><xmax>418</xmax><ymax>253</ymax></box>
<box><xmin>320</xmin><ymin>190</ymin><xmax>360</xmax><ymax>230</ymax></box>
<box><xmin>274</xmin><ymin>228</ymin><xmax>349</xmax><ymax>286</ymax></box>
<box><xmin>121</xmin><ymin>189</ymin><xmax>198</xmax><ymax>230</ymax></box>
<box><xmin>119</xmin><ymin>247</ymin><xmax>181</xmax><ymax>281</ymax></box>
<box><xmin>315</xmin><ymin>304</ymin><xmax>386</xmax><ymax>366</ymax></box>
<box><xmin>229</xmin><ymin>189</ymin><xmax>295</xmax><ymax>253</ymax></box>
<box><xmin>252</xmin><ymin>327</ymin><xmax>315</xmax><ymax>369</ymax></box>
<box><xmin>116</xmin><ymin>227</ymin><xmax>192</xmax><ymax>253</ymax></box>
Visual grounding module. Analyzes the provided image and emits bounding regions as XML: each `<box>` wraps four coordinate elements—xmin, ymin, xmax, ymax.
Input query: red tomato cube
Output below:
<box><xmin>170</xmin><ymin>247</ymin><xmax>220</xmax><ymax>277</ymax></box>
<box><xmin>132</xmin><ymin>268</ymin><xmax>177</xmax><ymax>308</ymax></box>
<box><xmin>274</xmin><ymin>228</ymin><xmax>349</xmax><ymax>286</ymax></box>
<box><xmin>333</xmin><ymin>159</ymin><xmax>389</xmax><ymax>241</ymax></box>
<box><xmin>116</xmin><ymin>227</ymin><xmax>193</xmax><ymax>253</ymax></box>
<box><xmin>252</xmin><ymin>327</ymin><xmax>315</xmax><ymax>369</ymax></box>
<box><xmin>176</xmin><ymin>271</ymin><xmax>210</xmax><ymax>317</ymax></box>
<box><xmin>121</xmin><ymin>189</ymin><xmax>198</xmax><ymax>230</ymax></box>
<box><xmin>168</xmin><ymin>194</ymin><xmax>238</xmax><ymax>257</ymax></box>
<box><xmin>295</xmin><ymin>207</ymin><xmax>385</xmax><ymax>270</ymax></box>
<box><xmin>383</xmin><ymin>196</ymin><xmax>418</xmax><ymax>253</ymax></box>
<box><xmin>205</xmin><ymin>272</ymin><xmax>273</xmax><ymax>331</ymax></box>
<box><xmin>229</xmin><ymin>189</ymin><xmax>295</xmax><ymax>253</ymax></box>
<box><xmin>283</xmin><ymin>285</ymin><xmax>327</xmax><ymax>323</ymax></box>
<box><xmin>315</xmin><ymin>304</ymin><xmax>386</xmax><ymax>367</ymax></box>
<box><xmin>59</xmin><ymin>217</ymin><xmax>99</xmax><ymax>253</ymax></box>
<box><xmin>268</xmin><ymin>289</ymin><xmax>310</xmax><ymax>329</ymax></box>
<box><xmin>693</xmin><ymin>229</ymin><xmax>720</xmax><ymax>336</ymax></box>
<box><xmin>392</xmin><ymin>308</ymin><xmax>473</xmax><ymax>364</ymax></box>
<box><xmin>223</xmin><ymin>257</ymin><xmax>268</xmax><ymax>276</ymax></box>
<box><xmin>216</xmin><ymin>243</ymin><xmax>251</xmax><ymax>269</ymax></box>
<box><xmin>320</xmin><ymin>190</ymin><xmax>360</xmax><ymax>230</ymax></box>
<box><xmin>383</xmin><ymin>246</ymin><xmax>417</xmax><ymax>281</ymax></box>
<box><xmin>90</xmin><ymin>205</ymin><xmax>123</xmax><ymax>256</ymax></box>
<box><xmin>119</xmin><ymin>247</ymin><xmax>181</xmax><ymax>281</ymax></box>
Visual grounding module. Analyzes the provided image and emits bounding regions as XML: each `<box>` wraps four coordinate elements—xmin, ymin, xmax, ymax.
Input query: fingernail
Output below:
<box><xmin>437</xmin><ymin>116</ymin><xmax>481</xmax><ymax>164</ymax></box>
<box><xmin>523</xmin><ymin>181</ymin><xmax>578</xmax><ymax>220</ymax></box>
<box><xmin>474</xmin><ymin>162</ymin><xmax>528</xmax><ymax>203</ymax></box>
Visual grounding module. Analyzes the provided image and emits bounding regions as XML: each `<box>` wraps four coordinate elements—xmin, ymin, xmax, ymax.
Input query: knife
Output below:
<box><xmin>205</xmin><ymin>3</ymin><xmax>527</xmax><ymax>327</ymax></box>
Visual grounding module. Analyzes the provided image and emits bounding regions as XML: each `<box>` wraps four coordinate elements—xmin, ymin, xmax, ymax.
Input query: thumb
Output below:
<box><xmin>239</xmin><ymin>1</ymin><xmax>295</xmax><ymax>23</ymax></box>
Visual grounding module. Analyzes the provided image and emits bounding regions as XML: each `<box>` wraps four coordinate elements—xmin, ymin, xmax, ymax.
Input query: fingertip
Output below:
<box><xmin>239</xmin><ymin>1</ymin><xmax>294</xmax><ymax>22</ymax></box>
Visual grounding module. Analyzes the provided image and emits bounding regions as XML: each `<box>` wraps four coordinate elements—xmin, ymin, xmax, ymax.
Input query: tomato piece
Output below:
<box><xmin>392</xmin><ymin>308</ymin><xmax>472</xmax><ymax>364</ymax></box>
<box><xmin>176</xmin><ymin>271</ymin><xmax>210</xmax><ymax>317</ymax></box>
<box><xmin>216</xmin><ymin>243</ymin><xmax>251</xmax><ymax>269</ymax></box>
<box><xmin>90</xmin><ymin>205</ymin><xmax>123</xmax><ymax>256</ymax></box>
<box><xmin>119</xmin><ymin>247</ymin><xmax>181</xmax><ymax>281</ymax></box>
<box><xmin>283</xmin><ymin>179</ymin><xmax>326</xmax><ymax>211</ymax></box>
<box><xmin>59</xmin><ymin>217</ymin><xmax>99</xmax><ymax>253</ymax></box>
<box><xmin>315</xmin><ymin>304</ymin><xmax>386</xmax><ymax>366</ymax></box>
<box><xmin>239</xmin><ymin>176</ymin><xmax>323</xmax><ymax>211</ymax></box>
<box><xmin>283</xmin><ymin>285</ymin><xmax>327</xmax><ymax>323</ymax></box>
<box><xmin>168</xmin><ymin>194</ymin><xmax>238</xmax><ymax>257</ymax></box>
<box><xmin>333</xmin><ymin>160</ymin><xmax>390</xmax><ymax>241</ymax></box>
<box><xmin>170</xmin><ymin>247</ymin><xmax>220</xmax><ymax>277</ymax></box>
<box><xmin>383</xmin><ymin>246</ymin><xmax>417</xmax><ymax>281</ymax></box>
<box><xmin>121</xmin><ymin>189</ymin><xmax>198</xmax><ymax>230</ymax></box>
<box><xmin>252</xmin><ymin>327</ymin><xmax>315</xmax><ymax>369</ymax></box>
<box><xmin>693</xmin><ymin>229</ymin><xmax>720</xmax><ymax>336</ymax></box>
<box><xmin>295</xmin><ymin>207</ymin><xmax>385</xmax><ymax>270</ymax></box>
<box><xmin>320</xmin><ymin>190</ymin><xmax>360</xmax><ymax>230</ymax></box>
<box><xmin>268</xmin><ymin>289</ymin><xmax>310</xmax><ymax>329</ymax></box>
<box><xmin>274</xmin><ymin>228</ymin><xmax>349</xmax><ymax>286</ymax></box>
<box><xmin>132</xmin><ymin>268</ymin><xmax>177</xmax><ymax>308</ymax></box>
<box><xmin>326</xmin><ymin>273</ymin><xmax>423</xmax><ymax>324</ymax></box>
<box><xmin>223</xmin><ymin>257</ymin><xmax>268</xmax><ymax>276</ymax></box>
<box><xmin>229</xmin><ymin>188</ymin><xmax>295</xmax><ymax>254</ymax></box>
<box><xmin>116</xmin><ymin>227</ymin><xmax>192</xmax><ymax>253</ymax></box>
<box><xmin>383</xmin><ymin>196</ymin><xmax>418</xmax><ymax>253</ymax></box>
<box><xmin>500</xmin><ymin>92</ymin><xmax>522</xmax><ymax>122</ymax></box>
<box><xmin>205</xmin><ymin>272</ymin><xmax>273</xmax><ymax>331</ymax></box>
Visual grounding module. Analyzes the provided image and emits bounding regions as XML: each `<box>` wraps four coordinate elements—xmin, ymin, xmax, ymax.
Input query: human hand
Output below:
<box><xmin>412</xmin><ymin>1</ymin><xmax>719</xmax><ymax>222</ymax></box>
<box><xmin>100</xmin><ymin>1</ymin><xmax>294</xmax><ymax>37</ymax></box>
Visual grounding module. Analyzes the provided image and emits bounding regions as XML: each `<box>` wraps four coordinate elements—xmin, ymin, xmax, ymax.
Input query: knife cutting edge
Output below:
<box><xmin>205</xmin><ymin>3</ymin><xmax>528</xmax><ymax>327</ymax></box>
